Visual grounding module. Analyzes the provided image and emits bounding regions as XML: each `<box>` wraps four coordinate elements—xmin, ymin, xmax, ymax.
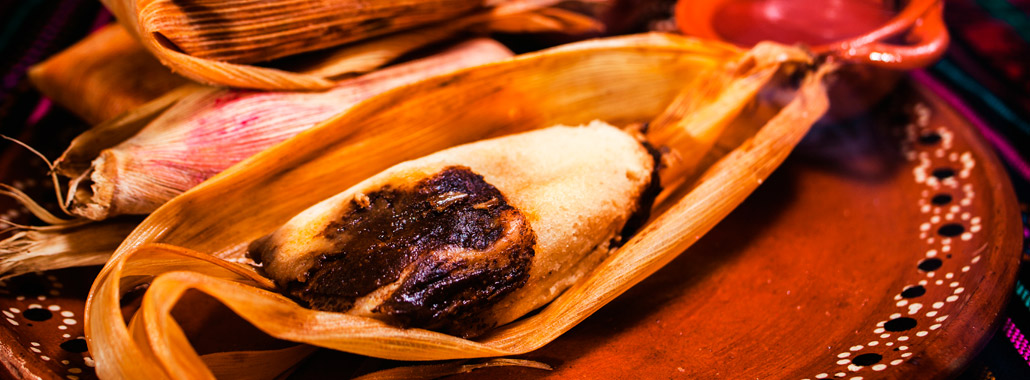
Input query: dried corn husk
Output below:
<box><xmin>28</xmin><ymin>23</ymin><xmax>188</xmax><ymax>124</ymax></box>
<box><xmin>84</xmin><ymin>34</ymin><xmax>830</xmax><ymax>379</ymax></box>
<box><xmin>0</xmin><ymin>220</ymin><xmax>138</xmax><ymax>280</ymax></box>
<box><xmin>141</xmin><ymin>0</ymin><xmax>485</xmax><ymax>64</ymax></box>
<box><xmin>102</xmin><ymin>0</ymin><xmax>592</xmax><ymax>89</ymax></box>
<box><xmin>56</xmin><ymin>38</ymin><xmax>513</xmax><ymax>221</ymax></box>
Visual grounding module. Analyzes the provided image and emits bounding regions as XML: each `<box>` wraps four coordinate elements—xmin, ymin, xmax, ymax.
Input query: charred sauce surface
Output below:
<box><xmin>290</xmin><ymin>166</ymin><xmax>534</xmax><ymax>337</ymax></box>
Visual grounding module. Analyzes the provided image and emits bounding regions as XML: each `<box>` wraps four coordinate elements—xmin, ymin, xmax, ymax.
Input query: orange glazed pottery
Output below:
<box><xmin>676</xmin><ymin>0</ymin><xmax>949</xmax><ymax>118</ymax></box>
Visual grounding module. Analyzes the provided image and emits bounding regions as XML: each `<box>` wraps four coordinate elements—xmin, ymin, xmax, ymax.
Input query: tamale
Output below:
<box><xmin>244</xmin><ymin>41</ymin><xmax>807</xmax><ymax>339</ymax></box>
<box><xmin>141</xmin><ymin>0</ymin><xmax>487</xmax><ymax>64</ymax></box>
<box><xmin>28</xmin><ymin>23</ymin><xmax>187</xmax><ymax>125</ymax></box>
<box><xmin>102</xmin><ymin>0</ymin><xmax>586</xmax><ymax>89</ymax></box>
<box><xmin>59</xmin><ymin>38</ymin><xmax>514</xmax><ymax>220</ymax></box>
<box><xmin>249</xmin><ymin>122</ymin><xmax>658</xmax><ymax>337</ymax></box>
<box><xmin>81</xmin><ymin>35</ymin><xmax>831</xmax><ymax>379</ymax></box>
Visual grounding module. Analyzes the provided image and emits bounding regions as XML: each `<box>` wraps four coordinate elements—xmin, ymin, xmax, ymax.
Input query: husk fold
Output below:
<box><xmin>84</xmin><ymin>34</ymin><xmax>831</xmax><ymax>379</ymax></box>
<box><xmin>102</xmin><ymin>0</ymin><xmax>590</xmax><ymax>90</ymax></box>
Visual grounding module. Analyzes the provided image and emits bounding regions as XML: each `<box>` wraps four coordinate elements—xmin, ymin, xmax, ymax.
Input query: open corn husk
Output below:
<box><xmin>85</xmin><ymin>34</ymin><xmax>830</xmax><ymax>379</ymax></box>
<box><xmin>28</xmin><ymin>23</ymin><xmax>187</xmax><ymax>125</ymax></box>
<box><xmin>102</xmin><ymin>0</ymin><xmax>599</xmax><ymax>90</ymax></box>
<box><xmin>54</xmin><ymin>38</ymin><xmax>514</xmax><ymax>221</ymax></box>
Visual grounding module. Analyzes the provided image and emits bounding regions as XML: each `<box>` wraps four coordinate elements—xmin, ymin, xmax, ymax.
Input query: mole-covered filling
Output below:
<box><xmin>286</xmin><ymin>166</ymin><xmax>535</xmax><ymax>337</ymax></box>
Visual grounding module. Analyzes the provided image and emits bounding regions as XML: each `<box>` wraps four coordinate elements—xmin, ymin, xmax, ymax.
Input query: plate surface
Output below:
<box><xmin>0</xmin><ymin>78</ymin><xmax>1021</xmax><ymax>380</ymax></box>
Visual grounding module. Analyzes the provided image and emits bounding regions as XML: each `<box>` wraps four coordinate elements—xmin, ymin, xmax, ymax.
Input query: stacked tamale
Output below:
<box><xmin>10</xmin><ymin>0</ymin><xmax>595</xmax><ymax>279</ymax></box>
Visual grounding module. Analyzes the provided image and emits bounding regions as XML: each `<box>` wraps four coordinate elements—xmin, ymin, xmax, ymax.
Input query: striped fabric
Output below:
<box><xmin>917</xmin><ymin>3</ymin><xmax>1030</xmax><ymax>378</ymax></box>
<box><xmin>0</xmin><ymin>0</ymin><xmax>1027</xmax><ymax>378</ymax></box>
<box><xmin>928</xmin><ymin>3</ymin><xmax>1030</xmax><ymax>379</ymax></box>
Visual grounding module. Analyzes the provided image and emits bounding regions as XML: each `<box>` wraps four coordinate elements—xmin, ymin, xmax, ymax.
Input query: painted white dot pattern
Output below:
<box><xmin>0</xmin><ymin>271</ymin><xmax>92</xmax><ymax>379</ymax></box>
<box><xmin>804</xmin><ymin>102</ymin><xmax>985</xmax><ymax>379</ymax></box>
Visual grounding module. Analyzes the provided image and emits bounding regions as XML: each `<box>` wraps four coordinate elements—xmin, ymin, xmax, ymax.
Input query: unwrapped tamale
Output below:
<box><xmin>249</xmin><ymin>122</ymin><xmax>658</xmax><ymax>337</ymax></box>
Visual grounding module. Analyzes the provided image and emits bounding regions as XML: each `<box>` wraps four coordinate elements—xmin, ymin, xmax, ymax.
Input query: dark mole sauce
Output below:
<box><xmin>288</xmin><ymin>166</ymin><xmax>535</xmax><ymax>337</ymax></box>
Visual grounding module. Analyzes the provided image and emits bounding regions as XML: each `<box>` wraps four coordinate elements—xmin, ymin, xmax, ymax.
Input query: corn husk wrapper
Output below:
<box><xmin>28</xmin><ymin>23</ymin><xmax>187</xmax><ymax>125</ymax></box>
<box><xmin>101</xmin><ymin>0</ymin><xmax>594</xmax><ymax>90</ymax></box>
<box><xmin>85</xmin><ymin>34</ymin><xmax>830</xmax><ymax>379</ymax></box>
<box><xmin>51</xmin><ymin>38</ymin><xmax>513</xmax><ymax>221</ymax></box>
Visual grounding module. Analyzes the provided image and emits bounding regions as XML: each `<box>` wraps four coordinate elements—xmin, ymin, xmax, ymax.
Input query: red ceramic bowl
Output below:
<box><xmin>675</xmin><ymin>0</ymin><xmax>949</xmax><ymax>119</ymax></box>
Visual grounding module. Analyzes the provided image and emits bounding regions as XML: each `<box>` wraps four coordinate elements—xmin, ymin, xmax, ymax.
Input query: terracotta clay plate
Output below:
<box><xmin>0</xmin><ymin>77</ymin><xmax>1022</xmax><ymax>380</ymax></box>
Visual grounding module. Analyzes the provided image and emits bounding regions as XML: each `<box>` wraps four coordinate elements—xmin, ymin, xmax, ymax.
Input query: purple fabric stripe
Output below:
<box><xmin>12</xmin><ymin>7</ymin><xmax>108</xmax><ymax>129</ymax></box>
<box><xmin>1004</xmin><ymin>317</ymin><xmax>1030</xmax><ymax>364</ymax></box>
<box><xmin>0</xmin><ymin>0</ymin><xmax>82</xmax><ymax>98</ymax></box>
<box><xmin>910</xmin><ymin>70</ymin><xmax>1030</xmax><ymax>182</ymax></box>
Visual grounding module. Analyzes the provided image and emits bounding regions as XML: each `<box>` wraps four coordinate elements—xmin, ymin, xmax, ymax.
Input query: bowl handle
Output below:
<box><xmin>834</xmin><ymin>0</ymin><xmax>949</xmax><ymax>70</ymax></box>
